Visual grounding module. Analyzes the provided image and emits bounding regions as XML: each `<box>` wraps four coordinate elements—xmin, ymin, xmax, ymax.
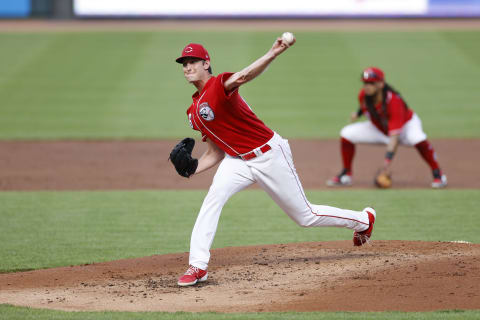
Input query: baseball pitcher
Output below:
<box><xmin>170</xmin><ymin>35</ymin><xmax>377</xmax><ymax>287</ymax></box>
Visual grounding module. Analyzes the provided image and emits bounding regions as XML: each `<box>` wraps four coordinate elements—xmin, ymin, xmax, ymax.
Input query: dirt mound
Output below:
<box><xmin>1</xmin><ymin>240</ymin><xmax>479</xmax><ymax>312</ymax></box>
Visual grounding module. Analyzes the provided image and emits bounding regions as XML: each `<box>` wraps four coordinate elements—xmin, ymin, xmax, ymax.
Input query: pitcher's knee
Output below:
<box><xmin>284</xmin><ymin>206</ymin><xmax>318</xmax><ymax>227</ymax></box>
<box><xmin>294</xmin><ymin>216</ymin><xmax>317</xmax><ymax>228</ymax></box>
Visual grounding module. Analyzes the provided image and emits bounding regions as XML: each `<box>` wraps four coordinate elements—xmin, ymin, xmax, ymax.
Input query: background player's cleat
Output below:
<box><xmin>353</xmin><ymin>207</ymin><xmax>376</xmax><ymax>246</ymax></box>
<box><xmin>431</xmin><ymin>174</ymin><xmax>447</xmax><ymax>189</ymax></box>
<box><xmin>326</xmin><ymin>170</ymin><xmax>352</xmax><ymax>187</ymax></box>
<box><xmin>178</xmin><ymin>265</ymin><xmax>208</xmax><ymax>286</ymax></box>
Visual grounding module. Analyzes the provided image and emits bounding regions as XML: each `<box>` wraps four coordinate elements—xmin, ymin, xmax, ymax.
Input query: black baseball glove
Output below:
<box><xmin>169</xmin><ymin>138</ymin><xmax>198</xmax><ymax>178</ymax></box>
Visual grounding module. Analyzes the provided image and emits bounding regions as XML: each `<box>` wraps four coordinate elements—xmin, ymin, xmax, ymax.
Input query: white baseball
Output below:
<box><xmin>281</xmin><ymin>32</ymin><xmax>295</xmax><ymax>45</ymax></box>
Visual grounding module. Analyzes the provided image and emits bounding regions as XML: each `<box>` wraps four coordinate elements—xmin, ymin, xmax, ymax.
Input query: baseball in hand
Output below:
<box><xmin>281</xmin><ymin>32</ymin><xmax>295</xmax><ymax>45</ymax></box>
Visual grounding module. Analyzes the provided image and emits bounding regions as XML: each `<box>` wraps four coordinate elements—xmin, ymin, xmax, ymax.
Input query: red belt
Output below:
<box><xmin>240</xmin><ymin>144</ymin><xmax>272</xmax><ymax>161</ymax></box>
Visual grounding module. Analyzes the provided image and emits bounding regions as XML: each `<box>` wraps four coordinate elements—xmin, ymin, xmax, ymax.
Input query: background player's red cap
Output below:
<box><xmin>362</xmin><ymin>67</ymin><xmax>385</xmax><ymax>83</ymax></box>
<box><xmin>176</xmin><ymin>43</ymin><xmax>210</xmax><ymax>64</ymax></box>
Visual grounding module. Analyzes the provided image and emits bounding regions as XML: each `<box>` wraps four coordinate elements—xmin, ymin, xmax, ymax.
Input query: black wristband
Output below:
<box><xmin>385</xmin><ymin>151</ymin><xmax>395</xmax><ymax>161</ymax></box>
<box><xmin>356</xmin><ymin>108</ymin><xmax>363</xmax><ymax>117</ymax></box>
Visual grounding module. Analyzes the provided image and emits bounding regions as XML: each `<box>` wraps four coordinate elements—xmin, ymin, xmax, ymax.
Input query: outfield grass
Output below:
<box><xmin>1</xmin><ymin>189</ymin><xmax>478</xmax><ymax>273</ymax></box>
<box><xmin>0</xmin><ymin>30</ymin><xmax>479</xmax><ymax>140</ymax></box>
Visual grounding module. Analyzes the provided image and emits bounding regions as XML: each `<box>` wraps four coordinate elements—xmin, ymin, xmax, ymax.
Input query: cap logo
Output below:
<box><xmin>364</xmin><ymin>71</ymin><xmax>371</xmax><ymax>79</ymax></box>
<box><xmin>199</xmin><ymin>103</ymin><xmax>214</xmax><ymax>121</ymax></box>
<box><xmin>184</xmin><ymin>46</ymin><xmax>193</xmax><ymax>53</ymax></box>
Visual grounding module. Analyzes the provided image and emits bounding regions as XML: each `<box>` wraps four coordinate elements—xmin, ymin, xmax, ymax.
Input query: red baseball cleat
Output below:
<box><xmin>353</xmin><ymin>207</ymin><xmax>376</xmax><ymax>246</ymax></box>
<box><xmin>177</xmin><ymin>265</ymin><xmax>208</xmax><ymax>287</ymax></box>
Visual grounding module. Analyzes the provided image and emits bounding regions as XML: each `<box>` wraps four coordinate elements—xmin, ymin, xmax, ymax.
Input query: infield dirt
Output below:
<box><xmin>0</xmin><ymin>241</ymin><xmax>479</xmax><ymax>312</ymax></box>
<box><xmin>0</xmin><ymin>139</ymin><xmax>478</xmax><ymax>191</ymax></box>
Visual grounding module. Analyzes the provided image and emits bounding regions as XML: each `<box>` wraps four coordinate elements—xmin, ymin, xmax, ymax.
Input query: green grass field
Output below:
<box><xmin>1</xmin><ymin>28</ymin><xmax>480</xmax><ymax>319</ymax></box>
<box><xmin>0</xmin><ymin>306</ymin><xmax>479</xmax><ymax>320</ymax></box>
<box><xmin>0</xmin><ymin>30</ymin><xmax>479</xmax><ymax>140</ymax></box>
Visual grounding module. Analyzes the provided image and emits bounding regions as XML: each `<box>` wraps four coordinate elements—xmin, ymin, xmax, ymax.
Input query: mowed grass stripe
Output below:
<box><xmin>0</xmin><ymin>189</ymin><xmax>478</xmax><ymax>273</ymax></box>
<box><xmin>0</xmin><ymin>304</ymin><xmax>479</xmax><ymax>320</ymax></box>
<box><xmin>0</xmin><ymin>31</ymin><xmax>479</xmax><ymax>139</ymax></box>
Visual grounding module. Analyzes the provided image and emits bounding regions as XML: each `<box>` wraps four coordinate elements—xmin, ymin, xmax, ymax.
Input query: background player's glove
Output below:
<box><xmin>169</xmin><ymin>138</ymin><xmax>198</xmax><ymax>178</ymax></box>
<box><xmin>374</xmin><ymin>170</ymin><xmax>392</xmax><ymax>189</ymax></box>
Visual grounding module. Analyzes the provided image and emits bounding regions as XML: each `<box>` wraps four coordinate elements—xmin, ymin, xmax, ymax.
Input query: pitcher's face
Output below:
<box><xmin>182</xmin><ymin>58</ymin><xmax>210</xmax><ymax>83</ymax></box>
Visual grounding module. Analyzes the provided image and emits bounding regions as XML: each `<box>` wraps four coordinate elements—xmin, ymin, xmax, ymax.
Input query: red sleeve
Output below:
<box><xmin>387</xmin><ymin>96</ymin><xmax>408</xmax><ymax>135</ymax></box>
<box><xmin>358</xmin><ymin>89</ymin><xmax>365</xmax><ymax>103</ymax></box>
<box><xmin>358</xmin><ymin>89</ymin><xmax>366</xmax><ymax>113</ymax></box>
<box><xmin>216</xmin><ymin>72</ymin><xmax>238</xmax><ymax>100</ymax></box>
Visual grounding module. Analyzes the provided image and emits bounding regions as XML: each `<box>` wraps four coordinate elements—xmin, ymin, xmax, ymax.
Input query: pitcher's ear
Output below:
<box><xmin>203</xmin><ymin>60</ymin><xmax>210</xmax><ymax>70</ymax></box>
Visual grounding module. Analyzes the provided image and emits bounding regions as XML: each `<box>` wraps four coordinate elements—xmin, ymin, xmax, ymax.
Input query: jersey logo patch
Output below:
<box><xmin>199</xmin><ymin>103</ymin><xmax>215</xmax><ymax>121</ymax></box>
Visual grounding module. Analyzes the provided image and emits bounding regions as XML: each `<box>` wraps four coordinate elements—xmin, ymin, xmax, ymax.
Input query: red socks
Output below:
<box><xmin>341</xmin><ymin>137</ymin><xmax>355</xmax><ymax>174</ymax></box>
<box><xmin>415</xmin><ymin>140</ymin><xmax>440</xmax><ymax>173</ymax></box>
<box><xmin>340</xmin><ymin>138</ymin><xmax>441</xmax><ymax>178</ymax></box>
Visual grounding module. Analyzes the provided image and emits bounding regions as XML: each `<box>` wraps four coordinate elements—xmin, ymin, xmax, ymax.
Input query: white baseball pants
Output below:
<box><xmin>340</xmin><ymin>113</ymin><xmax>427</xmax><ymax>146</ymax></box>
<box><xmin>189</xmin><ymin>132</ymin><xmax>370</xmax><ymax>270</ymax></box>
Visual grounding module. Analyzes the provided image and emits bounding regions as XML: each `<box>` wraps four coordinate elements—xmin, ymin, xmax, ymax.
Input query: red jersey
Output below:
<box><xmin>358</xmin><ymin>89</ymin><xmax>413</xmax><ymax>136</ymax></box>
<box><xmin>187</xmin><ymin>72</ymin><xmax>274</xmax><ymax>156</ymax></box>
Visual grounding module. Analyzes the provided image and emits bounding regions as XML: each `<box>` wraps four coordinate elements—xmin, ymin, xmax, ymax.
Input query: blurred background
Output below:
<box><xmin>1</xmin><ymin>0</ymin><xmax>479</xmax><ymax>141</ymax></box>
<box><xmin>2</xmin><ymin>0</ymin><xmax>480</xmax><ymax>19</ymax></box>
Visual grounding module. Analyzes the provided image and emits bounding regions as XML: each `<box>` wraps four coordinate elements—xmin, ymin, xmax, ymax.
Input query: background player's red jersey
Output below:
<box><xmin>358</xmin><ymin>89</ymin><xmax>413</xmax><ymax>136</ymax></box>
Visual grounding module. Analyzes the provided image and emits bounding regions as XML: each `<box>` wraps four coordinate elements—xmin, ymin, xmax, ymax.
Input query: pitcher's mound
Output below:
<box><xmin>1</xmin><ymin>240</ymin><xmax>479</xmax><ymax>313</ymax></box>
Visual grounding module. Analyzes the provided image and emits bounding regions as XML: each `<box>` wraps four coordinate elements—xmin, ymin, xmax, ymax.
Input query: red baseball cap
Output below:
<box><xmin>176</xmin><ymin>43</ymin><xmax>210</xmax><ymax>64</ymax></box>
<box><xmin>361</xmin><ymin>67</ymin><xmax>385</xmax><ymax>83</ymax></box>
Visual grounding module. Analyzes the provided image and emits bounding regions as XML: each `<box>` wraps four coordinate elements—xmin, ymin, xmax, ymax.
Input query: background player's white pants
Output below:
<box><xmin>340</xmin><ymin>113</ymin><xmax>427</xmax><ymax>146</ymax></box>
<box><xmin>189</xmin><ymin>133</ymin><xmax>370</xmax><ymax>270</ymax></box>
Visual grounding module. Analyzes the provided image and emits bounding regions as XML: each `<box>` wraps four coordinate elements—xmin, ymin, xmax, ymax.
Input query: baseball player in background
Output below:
<box><xmin>326</xmin><ymin>67</ymin><xmax>447</xmax><ymax>189</ymax></box>
<box><xmin>170</xmin><ymin>35</ymin><xmax>376</xmax><ymax>287</ymax></box>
